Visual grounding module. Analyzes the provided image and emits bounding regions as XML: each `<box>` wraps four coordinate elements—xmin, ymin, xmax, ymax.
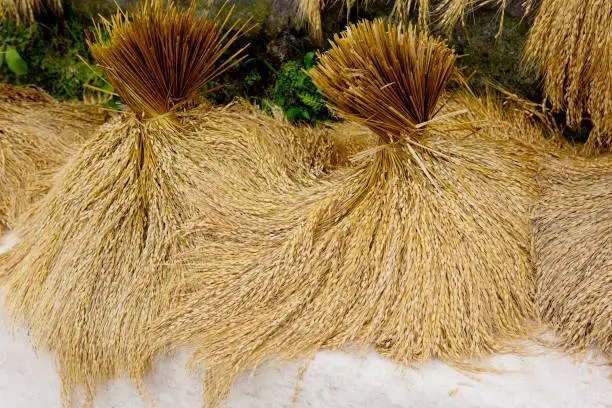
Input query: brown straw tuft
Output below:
<box><xmin>309</xmin><ymin>19</ymin><xmax>457</xmax><ymax>142</ymax></box>
<box><xmin>89</xmin><ymin>0</ymin><xmax>249</xmax><ymax>119</ymax></box>
<box><xmin>533</xmin><ymin>156</ymin><xmax>612</xmax><ymax>359</ymax></box>
<box><xmin>145</xmin><ymin>21</ymin><xmax>544</xmax><ymax>408</ymax></box>
<box><xmin>0</xmin><ymin>84</ymin><xmax>109</xmax><ymax>233</ymax></box>
<box><xmin>524</xmin><ymin>0</ymin><xmax>612</xmax><ymax>153</ymax></box>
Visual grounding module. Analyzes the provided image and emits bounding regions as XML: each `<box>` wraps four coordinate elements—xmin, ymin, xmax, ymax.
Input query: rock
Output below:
<box><xmin>192</xmin><ymin>0</ymin><xmax>296</xmax><ymax>39</ymax></box>
<box><xmin>266</xmin><ymin>30</ymin><xmax>300</xmax><ymax>65</ymax></box>
<box><xmin>505</xmin><ymin>0</ymin><xmax>529</xmax><ymax>17</ymax></box>
<box><xmin>450</xmin><ymin>11</ymin><xmax>541</xmax><ymax>101</ymax></box>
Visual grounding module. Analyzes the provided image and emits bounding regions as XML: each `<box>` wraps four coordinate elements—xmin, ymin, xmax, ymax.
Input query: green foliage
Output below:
<box><xmin>204</xmin><ymin>57</ymin><xmax>274</xmax><ymax>106</ymax></box>
<box><xmin>271</xmin><ymin>52</ymin><xmax>330</xmax><ymax>125</ymax></box>
<box><xmin>2</xmin><ymin>46</ymin><xmax>28</xmax><ymax>75</ymax></box>
<box><xmin>0</xmin><ymin>17</ymin><xmax>119</xmax><ymax>106</ymax></box>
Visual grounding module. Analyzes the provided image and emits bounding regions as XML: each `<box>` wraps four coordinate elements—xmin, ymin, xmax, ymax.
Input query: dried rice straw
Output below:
<box><xmin>0</xmin><ymin>84</ymin><xmax>109</xmax><ymax>233</ymax></box>
<box><xmin>524</xmin><ymin>0</ymin><xmax>612</xmax><ymax>153</ymax></box>
<box><xmin>533</xmin><ymin>155</ymin><xmax>612</xmax><ymax>359</ymax></box>
<box><xmin>146</xmin><ymin>20</ymin><xmax>545</xmax><ymax>408</ymax></box>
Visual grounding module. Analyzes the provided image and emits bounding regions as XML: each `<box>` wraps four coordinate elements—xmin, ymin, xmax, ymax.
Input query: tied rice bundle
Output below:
<box><xmin>0</xmin><ymin>0</ymin><xmax>253</xmax><ymax>403</ymax></box>
<box><xmin>0</xmin><ymin>1</ymin><xmax>352</xmax><ymax>402</ymax></box>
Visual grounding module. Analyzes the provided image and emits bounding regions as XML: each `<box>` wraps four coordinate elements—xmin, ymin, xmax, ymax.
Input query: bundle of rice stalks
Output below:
<box><xmin>0</xmin><ymin>84</ymin><xmax>109</xmax><ymax>233</ymax></box>
<box><xmin>533</xmin><ymin>156</ymin><xmax>612</xmax><ymax>359</ymax></box>
<box><xmin>0</xmin><ymin>0</ymin><xmax>261</xmax><ymax>402</ymax></box>
<box><xmin>524</xmin><ymin>0</ymin><xmax>612</xmax><ymax>153</ymax></box>
<box><xmin>147</xmin><ymin>20</ymin><xmax>543</xmax><ymax>408</ymax></box>
<box><xmin>0</xmin><ymin>0</ymin><xmax>62</xmax><ymax>21</ymax></box>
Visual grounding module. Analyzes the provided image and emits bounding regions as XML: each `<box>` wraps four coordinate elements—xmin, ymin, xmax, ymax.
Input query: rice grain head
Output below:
<box><xmin>0</xmin><ymin>84</ymin><xmax>109</xmax><ymax>233</ymax></box>
<box><xmin>524</xmin><ymin>0</ymin><xmax>612</xmax><ymax>153</ymax></box>
<box><xmin>146</xmin><ymin>20</ymin><xmax>542</xmax><ymax>408</ymax></box>
<box><xmin>533</xmin><ymin>156</ymin><xmax>612</xmax><ymax>359</ymax></box>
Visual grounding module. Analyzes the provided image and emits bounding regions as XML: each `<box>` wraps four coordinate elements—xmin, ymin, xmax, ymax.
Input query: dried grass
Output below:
<box><xmin>524</xmin><ymin>0</ymin><xmax>612</xmax><ymax>153</ymax></box>
<box><xmin>532</xmin><ymin>156</ymin><xmax>612</xmax><ymax>359</ymax></box>
<box><xmin>0</xmin><ymin>84</ymin><xmax>109</xmax><ymax>233</ymax></box>
<box><xmin>433</xmin><ymin>0</ymin><xmax>531</xmax><ymax>34</ymax></box>
<box><xmin>145</xmin><ymin>20</ymin><xmax>546</xmax><ymax>408</ymax></box>
<box><xmin>0</xmin><ymin>0</ymin><xmax>62</xmax><ymax>21</ymax></box>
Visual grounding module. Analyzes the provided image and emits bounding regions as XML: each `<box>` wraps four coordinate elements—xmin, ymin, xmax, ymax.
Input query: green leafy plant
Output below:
<box><xmin>204</xmin><ymin>56</ymin><xmax>273</xmax><ymax>105</ymax></box>
<box><xmin>1</xmin><ymin>46</ymin><xmax>29</xmax><ymax>75</ymax></box>
<box><xmin>271</xmin><ymin>51</ymin><xmax>330</xmax><ymax>125</ymax></box>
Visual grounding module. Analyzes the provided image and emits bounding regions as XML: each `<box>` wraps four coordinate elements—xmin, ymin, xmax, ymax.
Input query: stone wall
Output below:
<box><xmin>66</xmin><ymin>0</ymin><xmax>539</xmax><ymax>99</ymax></box>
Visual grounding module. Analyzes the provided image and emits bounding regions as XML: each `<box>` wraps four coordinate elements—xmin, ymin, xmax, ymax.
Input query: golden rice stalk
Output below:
<box><xmin>0</xmin><ymin>0</ymin><xmax>62</xmax><ymax>21</ymax></box>
<box><xmin>297</xmin><ymin>0</ymin><xmax>324</xmax><ymax>44</ymax></box>
<box><xmin>393</xmin><ymin>0</ymin><xmax>430</xmax><ymax>28</ymax></box>
<box><xmin>146</xmin><ymin>20</ymin><xmax>544</xmax><ymax>408</ymax></box>
<box><xmin>0</xmin><ymin>84</ymin><xmax>109</xmax><ymax>233</ymax></box>
<box><xmin>524</xmin><ymin>0</ymin><xmax>612</xmax><ymax>153</ymax></box>
<box><xmin>533</xmin><ymin>156</ymin><xmax>612</xmax><ymax>359</ymax></box>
